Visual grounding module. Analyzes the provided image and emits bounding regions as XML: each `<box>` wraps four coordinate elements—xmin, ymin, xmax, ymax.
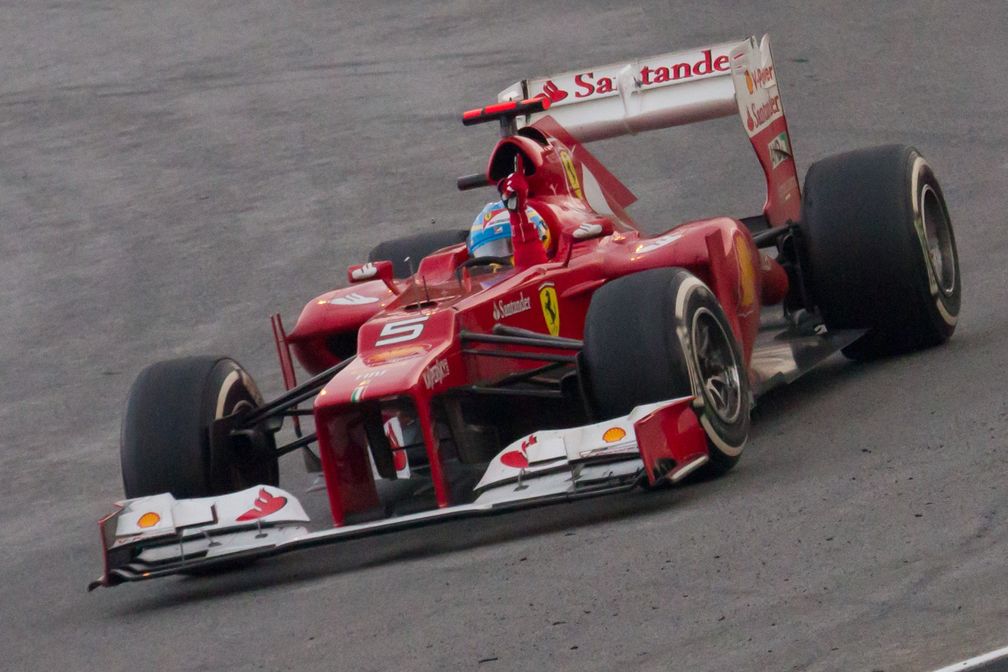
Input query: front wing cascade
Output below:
<box><xmin>90</xmin><ymin>398</ymin><xmax>707</xmax><ymax>589</ymax></box>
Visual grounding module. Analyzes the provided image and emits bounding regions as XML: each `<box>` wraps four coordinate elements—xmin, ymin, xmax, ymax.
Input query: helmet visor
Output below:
<box><xmin>472</xmin><ymin>235</ymin><xmax>513</xmax><ymax>259</ymax></box>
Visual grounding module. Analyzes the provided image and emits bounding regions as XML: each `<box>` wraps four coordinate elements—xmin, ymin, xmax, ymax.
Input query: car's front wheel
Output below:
<box><xmin>581</xmin><ymin>268</ymin><xmax>751</xmax><ymax>476</ymax></box>
<box><xmin>121</xmin><ymin>356</ymin><xmax>279</xmax><ymax>498</ymax></box>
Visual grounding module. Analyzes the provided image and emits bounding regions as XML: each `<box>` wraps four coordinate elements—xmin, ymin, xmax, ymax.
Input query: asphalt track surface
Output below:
<box><xmin>2</xmin><ymin>2</ymin><xmax>1006</xmax><ymax>671</ymax></box>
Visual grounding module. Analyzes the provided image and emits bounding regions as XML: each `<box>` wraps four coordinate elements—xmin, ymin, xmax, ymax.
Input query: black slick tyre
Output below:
<box><xmin>581</xmin><ymin>268</ymin><xmax>750</xmax><ymax>476</ymax></box>
<box><xmin>120</xmin><ymin>356</ymin><xmax>278</xmax><ymax>499</ymax></box>
<box><xmin>799</xmin><ymin>144</ymin><xmax>960</xmax><ymax>360</ymax></box>
<box><xmin>368</xmin><ymin>229</ymin><xmax>470</xmax><ymax>278</ymax></box>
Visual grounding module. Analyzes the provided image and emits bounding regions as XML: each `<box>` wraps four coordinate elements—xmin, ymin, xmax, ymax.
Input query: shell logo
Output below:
<box><xmin>602</xmin><ymin>427</ymin><xmax>627</xmax><ymax>443</ymax></box>
<box><xmin>137</xmin><ymin>512</ymin><xmax>160</xmax><ymax>528</ymax></box>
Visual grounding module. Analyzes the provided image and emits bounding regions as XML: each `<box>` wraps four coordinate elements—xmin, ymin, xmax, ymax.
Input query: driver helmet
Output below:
<box><xmin>467</xmin><ymin>200</ymin><xmax>551</xmax><ymax>259</ymax></box>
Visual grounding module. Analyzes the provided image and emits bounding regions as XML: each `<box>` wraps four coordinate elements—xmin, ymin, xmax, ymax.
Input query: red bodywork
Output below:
<box><xmin>283</xmin><ymin>116</ymin><xmax>791</xmax><ymax>526</ymax></box>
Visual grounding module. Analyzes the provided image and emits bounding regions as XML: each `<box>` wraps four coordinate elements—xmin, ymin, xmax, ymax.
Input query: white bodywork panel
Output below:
<box><xmin>111</xmin><ymin>485</ymin><xmax>310</xmax><ymax>545</ymax></box>
<box><xmin>500</xmin><ymin>42</ymin><xmax>742</xmax><ymax>142</ymax></box>
<box><xmin>475</xmin><ymin>400</ymin><xmax>686</xmax><ymax>492</ymax></box>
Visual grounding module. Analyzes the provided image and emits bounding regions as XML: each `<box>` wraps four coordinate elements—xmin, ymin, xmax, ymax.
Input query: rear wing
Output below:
<box><xmin>498</xmin><ymin>35</ymin><xmax>801</xmax><ymax>227</ymax></box>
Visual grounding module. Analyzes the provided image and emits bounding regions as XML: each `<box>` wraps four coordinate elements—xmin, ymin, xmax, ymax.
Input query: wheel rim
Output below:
<box><xmin>690</xmin><ymin>308</ymin><xmax>743</xmax><ymax>424</ymax></box>
<box><xmin>217</xmin><ymin>398</ymin><xmax>256</xmax><ymax>491</ymax></box>
<box><xmin>212</xmin><ymin>373</ymin><xmax>274</xmax><ymax>492</ymax></box>
<box><xmin>920</xmin><ymin>184</ymin><xmax>956</xmax><ymax>295</ymax></box>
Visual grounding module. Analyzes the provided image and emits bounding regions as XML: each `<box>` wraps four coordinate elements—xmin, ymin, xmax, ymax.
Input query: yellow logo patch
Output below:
<box><xmin>137</xmin><ymin>512</ymin><xmax>160</xmax><ymax>528</ymax></box>
<box><xmin>735</xmin><ymin>234</ymin><xmax>758</xmax><ymax>310</ymax></box>
<box><xmin>538</xmin><ymin>283</ymin><xmax>560</xmax><ymax>336</ymax></box>
<box><xmin>558</xmin><ymin>149</ymin><xmax>584</xmax><ymax>200</ymax></box>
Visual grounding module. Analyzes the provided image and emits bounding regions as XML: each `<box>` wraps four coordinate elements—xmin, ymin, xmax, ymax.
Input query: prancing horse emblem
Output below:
<box><xmin>538</xmin><ymin>283</ymin><xmax>560</xmax><ymax>336</ymax></box>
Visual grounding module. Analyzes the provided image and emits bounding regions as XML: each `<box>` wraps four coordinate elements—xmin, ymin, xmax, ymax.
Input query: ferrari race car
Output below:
<box><xmin>90</xmin><ymin>35</ymin><xmax>961</xmax><ymax>589</ymax></box>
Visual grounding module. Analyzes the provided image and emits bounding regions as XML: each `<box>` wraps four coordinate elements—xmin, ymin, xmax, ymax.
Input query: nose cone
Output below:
<box><xmin>315</xmin><ymin>307</ymin><xmax>461</xmax><ymax>411</ymax></box>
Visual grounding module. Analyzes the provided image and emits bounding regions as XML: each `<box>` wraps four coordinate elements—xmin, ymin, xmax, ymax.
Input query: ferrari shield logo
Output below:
<box><xmin>538</xmin><ymin>283</ymin><xmax>560</xmax><ymax>336</ymax></box>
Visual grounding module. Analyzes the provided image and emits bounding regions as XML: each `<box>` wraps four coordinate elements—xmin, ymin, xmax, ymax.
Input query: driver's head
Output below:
<box><xmin>468</xmin><ymin>200</ymin><xmax>551</xmax><ymax>259</ymax></box>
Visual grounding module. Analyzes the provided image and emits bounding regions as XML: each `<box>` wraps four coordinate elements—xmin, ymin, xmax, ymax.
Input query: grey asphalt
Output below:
<box><xmin>2</xmin><ymin>2</ymin><xmax>1006</xmax><ymax>671</ymax></box>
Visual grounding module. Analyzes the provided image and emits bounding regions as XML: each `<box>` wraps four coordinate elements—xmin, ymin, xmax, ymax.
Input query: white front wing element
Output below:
<box><xmin>92</xmin><ymin>401</ymin><xmax>693</xmax><ymax>589</ymax></box>
<box><xmin>474</xmin><ymin>400</ymin><xmax>687</xmax><ymax>494</ymax></box>
<box><xmin>110</xmin><ymin>486</ymin><xmax>311</xmax><ymax>542</ymax></box>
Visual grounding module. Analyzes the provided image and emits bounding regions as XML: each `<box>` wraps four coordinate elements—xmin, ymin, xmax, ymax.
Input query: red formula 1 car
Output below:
<box><xmin>91</xmin><ymin>35</ymin><xmax>961</xmax><ymax>589</ymax></box>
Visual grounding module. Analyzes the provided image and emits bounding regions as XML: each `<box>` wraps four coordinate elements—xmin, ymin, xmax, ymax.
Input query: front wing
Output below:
<box><xmin>90</xmin><ymin>398</ymin><xmax>707</xmax><ymax>589</ymax></box>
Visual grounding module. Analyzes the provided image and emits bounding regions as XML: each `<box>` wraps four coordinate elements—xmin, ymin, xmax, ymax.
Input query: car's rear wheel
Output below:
<box><xmin>799</xmin><ymin>144</ymin><xmax>961</xmax><ymax>360</ymax></box>
<box><xmin>581</xmin><ymin>268</ymin><xmax>750</xmax><ymax>476</ymax></box>
<box><xmin>368</xmin><ymin>229</ymin><xmax>470</xmax><ymax>278</ymax></box>
<box><xmin>121</xmin><ymin>356</ymin><xmax>278</xmax><ymax>498</ymax></box>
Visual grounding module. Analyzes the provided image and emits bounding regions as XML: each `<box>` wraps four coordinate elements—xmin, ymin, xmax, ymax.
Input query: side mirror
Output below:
<box><xmin>347</xmin><ymin>260</ymin><xmax>398</xmax><ymax>293</ymax></box>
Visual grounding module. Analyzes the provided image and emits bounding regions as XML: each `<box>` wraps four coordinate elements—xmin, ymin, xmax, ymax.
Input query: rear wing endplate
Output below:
<box><xmin>499</xmin><ymin>35</ymin><xmax>801</xmax><ymax>226</ymax></box>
